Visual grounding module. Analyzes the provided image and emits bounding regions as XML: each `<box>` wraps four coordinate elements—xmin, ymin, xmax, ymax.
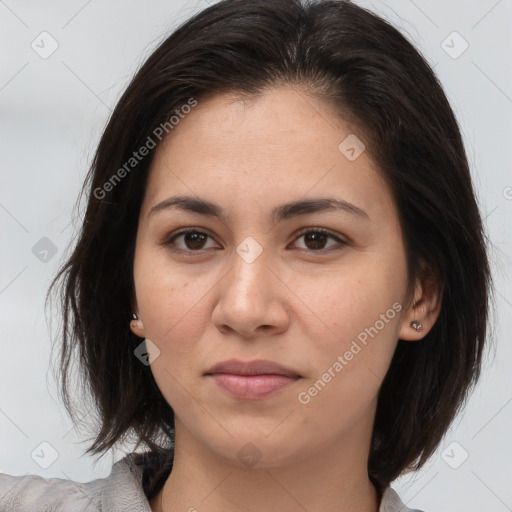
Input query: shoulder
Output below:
<box><xmin>0</xmin><ymin>453</ymin><xmax>152</xmax><ymax>511</ymax></box>
<box><xmin>380</xmin><ymin>486</ymin><xmax>426</xmax><ymax>512</ymax></box>
<box><xmin>1</xmin><ymin>455</ymin><xmax>423</xmax><ymax>512</ymax></box>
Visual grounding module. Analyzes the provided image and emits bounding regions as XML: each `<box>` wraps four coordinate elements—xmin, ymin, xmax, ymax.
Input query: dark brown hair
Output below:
<box><xmin>47</xmin><ymin>0</ymin><xmax>496</xmax><ymax>499</ymax></box>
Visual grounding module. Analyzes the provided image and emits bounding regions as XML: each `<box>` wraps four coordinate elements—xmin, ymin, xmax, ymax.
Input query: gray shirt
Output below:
<box><xmin>0</xmin><ymin>453</ymin><xmax>425</xmax><ymax>511</ymax></box>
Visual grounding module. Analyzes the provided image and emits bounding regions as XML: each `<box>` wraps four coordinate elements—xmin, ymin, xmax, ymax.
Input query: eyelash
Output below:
<box><xmin>161</xmin><ymin>227</ymin><xmax>347</xmax><ymax>256</ymax></box>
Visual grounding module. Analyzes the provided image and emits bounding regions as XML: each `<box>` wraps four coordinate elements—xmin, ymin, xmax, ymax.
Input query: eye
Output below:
<box><xmin>290</xmin><ymin>227</ymin><xmax>347</xmax><ymax>253</ymax></box>
<box><xmin>162</xmin><ymin>228</ymin><xmax>219</xmax><ymax>255</ymax></box>
<box><xmin>162</xmin><ymin>227</ymin><xmax>347</xmax><ymax>256</ymax></box>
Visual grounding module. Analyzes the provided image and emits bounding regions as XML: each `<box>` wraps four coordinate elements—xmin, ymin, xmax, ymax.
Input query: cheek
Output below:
<box><xmin>289</xmin><ymin>255</ymin><xmax>405</xmax><ymax>395</ymax></box>
<box><xmin>293</xmin><ymin>274</ymin><xmax>402</xmax><ymax>430</ymax></box>
<box><xmin>291</xmin><ymin>255</ymin><xmax>406</xmax><ymax>339</ymax></box>
<box><xmin>134</xmin><ymin>261</ymin><xmax>213</xmax><ymax>407</ymax></box>
<box><xmin>133</xmin><ymin>250</ymin><xmax>217</xmax><ymax>357</ymax></box>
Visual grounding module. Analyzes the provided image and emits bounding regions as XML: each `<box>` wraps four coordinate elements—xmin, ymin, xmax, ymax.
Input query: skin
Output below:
<box><xmin>129</xmin><ymin>85</ymin><xmax>442</xmax><ymax>512</ymax></box>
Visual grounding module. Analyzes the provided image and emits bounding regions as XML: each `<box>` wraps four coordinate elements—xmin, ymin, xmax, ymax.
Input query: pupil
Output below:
<box><xmin>186</xmin><ymin>232</ymin><xmax>206</xmax><ymax>249</ymax></box>
<box><xmin>305</xmin><ymin>233</ymin><xmax>326</xmax><ymax>250</ymax></box>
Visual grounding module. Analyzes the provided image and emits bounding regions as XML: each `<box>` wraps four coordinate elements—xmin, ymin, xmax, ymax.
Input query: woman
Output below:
<box><xmin>0</xmin><ymin>0</ymin><xmax>494</xmax><ymax>510</ymax></box>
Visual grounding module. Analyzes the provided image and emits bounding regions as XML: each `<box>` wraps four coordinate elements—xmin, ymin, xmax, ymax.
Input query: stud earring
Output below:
<box><xmin>131</xmin><ymin>313</ymin><xmax>143</xmax><ymax>330</ymax></box>
<box><xmin>410</xmin><ymin>320</ymin><xmax>423</xmax><ymax>332</ymax></box>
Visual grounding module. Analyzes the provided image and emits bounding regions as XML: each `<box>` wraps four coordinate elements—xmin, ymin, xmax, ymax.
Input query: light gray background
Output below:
<box><xmin>0</xmin><ymin>0</ymin><xmax>511</xmax><ymax>510</ymax></box>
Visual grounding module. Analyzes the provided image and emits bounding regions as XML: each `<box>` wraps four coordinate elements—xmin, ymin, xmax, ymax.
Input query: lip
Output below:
<box><xmin>205</xmin><ymin>358</ymin><xmax>302</xmax><ymax>378</ymax></box>
<box><xmin>204</xmin><ymin>358</ymin><xmax>302</xmax><ymax>400</ymax></box>
<box><xmin>207</xmin><ymin>373</ymin><xmax>301</xmax><ymax>400</ymax></box>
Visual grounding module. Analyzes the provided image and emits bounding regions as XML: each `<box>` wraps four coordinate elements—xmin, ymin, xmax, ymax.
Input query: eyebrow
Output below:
<box><xmin>148</xmin><ymin>195</ymin><xmax>370</xmax><ymax>223</ymax></box>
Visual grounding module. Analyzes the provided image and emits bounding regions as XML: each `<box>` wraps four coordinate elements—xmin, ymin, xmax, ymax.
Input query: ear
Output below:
<box><xmin>399</xmin><ymin>269</ymin><xmax>443</xmax><ymax>341</ymax></box>
<box><xmin>130</xmin><ymin>300</ymin><xmax>145</xmax><ymax>339</ymax></box>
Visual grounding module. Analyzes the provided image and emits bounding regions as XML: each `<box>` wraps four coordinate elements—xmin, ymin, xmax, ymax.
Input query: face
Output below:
<box><xmin>131</xmin><ymin>86</ymin><xmax>426</xmax><ymax>468</ymax></box>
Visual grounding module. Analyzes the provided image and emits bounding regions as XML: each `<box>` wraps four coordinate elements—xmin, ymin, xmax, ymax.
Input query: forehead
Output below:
<box><xmin>141</xmin><ymin>87</ymin><xmax>397</xmax><ymax>224</ymax></box>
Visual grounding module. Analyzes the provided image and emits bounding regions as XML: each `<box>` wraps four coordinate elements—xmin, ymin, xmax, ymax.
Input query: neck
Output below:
<box><xmin>150</xmin><ymin>418</ymin><xmax>381</xmax><ymax>512</ymax></box>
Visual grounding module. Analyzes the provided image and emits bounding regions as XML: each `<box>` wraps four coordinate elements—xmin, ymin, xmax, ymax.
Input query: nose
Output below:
<box><xmin>211</xmin><ymin>245</ymin><xmax>290</xmax><ymax>339</ymax></box>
